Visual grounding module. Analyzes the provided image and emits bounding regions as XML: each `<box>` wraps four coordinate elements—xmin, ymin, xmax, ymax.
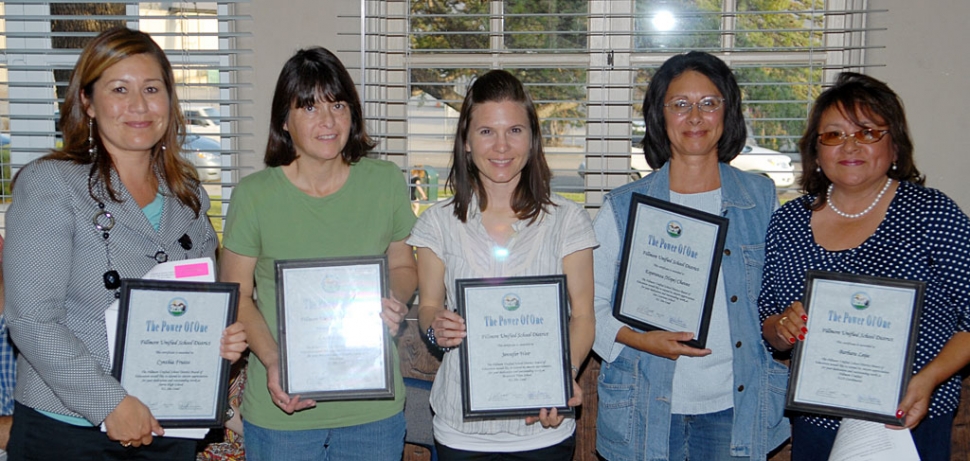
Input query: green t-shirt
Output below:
<box><xmin>223</xmin><ymin>157</ymin><xmax>416</xmax><ymax>430</ymax></box>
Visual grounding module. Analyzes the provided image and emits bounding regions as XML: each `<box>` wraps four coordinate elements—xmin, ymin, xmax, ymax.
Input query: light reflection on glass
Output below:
<box><xmin>652</xmin><ymin>10</ymin><xmax>676</xmax><ymax>31</ymax></box>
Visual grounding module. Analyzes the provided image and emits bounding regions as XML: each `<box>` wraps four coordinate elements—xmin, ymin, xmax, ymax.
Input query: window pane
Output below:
<box><xmin>635</xmin><ymin>0</ymin><xmax>723</xmax><ymax>52</ymax></box>
<box><xmin>410</xmin><ymin>0</ymin><xmax>489</xmax><ymax>52</ymax></box>
<box><xmin>735</xmin><ymin>0</ymin><xmax>824</xmax><ymax>50</ymax></box>
<box><xmin>504</xmin><ymin>0</ymin><xmax>587</xmax><ymax>51</ymax></box>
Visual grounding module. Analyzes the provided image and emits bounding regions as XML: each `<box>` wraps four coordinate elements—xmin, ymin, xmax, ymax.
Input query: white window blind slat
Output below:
<box><xmin>362</xmin><ymin>0</ymin><xmax>881</xmax><ymax>209</ymax></box>
<box><xmin>0</xmin><ymin>1</ymin><xmax>253</xmax><ymax>232</ymax></box>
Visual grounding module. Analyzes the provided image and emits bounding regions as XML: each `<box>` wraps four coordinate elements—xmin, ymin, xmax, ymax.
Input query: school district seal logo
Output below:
<box><xmin>502</xmin><ymin>293</ymin><xmax>521</xmax><ymax>312</ymax></box>
<box><xmin>850</xmin><ymin>292</ymin><xmax>870</xmax><ymax>310</ymax></box>
<box><xmin>322</xmin><ymin>274</ymin><xmax>340</xmax><ymax>293</ymax></box>
<box><xmin>666</xmin><ymin>221</ymin><xmax>683</xmax><ymax>237</ymax></box>
<box><xmin>168</xmin><ymin>298</ymin><xmax>188</xmax><ymax>317</ymax></box>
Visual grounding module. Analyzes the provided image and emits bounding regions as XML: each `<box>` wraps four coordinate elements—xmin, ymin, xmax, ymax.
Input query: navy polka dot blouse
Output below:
<box><xmin>758</xmin><ymin>181</ymin><xmax>970</xmax><ymax>430</ymax></box>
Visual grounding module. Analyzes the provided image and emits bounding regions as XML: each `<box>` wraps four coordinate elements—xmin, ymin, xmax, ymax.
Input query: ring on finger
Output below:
<box><xmin>779</xmin><ymin>316</ymin><xmax>788</xmax><ymax>326</ymax></box>
<box><xmin>121</xmin><ymin>441</ymin><xmax>132</xmax><ymax>448</ymax></box>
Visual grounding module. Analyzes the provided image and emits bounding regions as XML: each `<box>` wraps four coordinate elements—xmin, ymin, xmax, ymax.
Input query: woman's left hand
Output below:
<box><xmin>525</xmin><ymin>380</ymin><xmax>582</xmax><ymax>428</ymax></box>
<box><xmin>893</xmin><ymin>372</ymin><xmax>934</xmax><ymax>429</ymax></box>
<box><xmin>219</xmin><ymin>322</ymin><xmax>247</xmax><ymax>363</ymax></box>
<box><xmin>381</xmin><ymin>297</ymin><xmax>409</xmax><ymax>337</ymax></box>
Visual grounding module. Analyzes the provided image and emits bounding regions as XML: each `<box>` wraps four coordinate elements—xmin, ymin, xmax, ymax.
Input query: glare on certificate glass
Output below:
<box><xmin>340</xmin><ymin>292</ymin><xmax>383</xmax><ymax>348</ymax></box>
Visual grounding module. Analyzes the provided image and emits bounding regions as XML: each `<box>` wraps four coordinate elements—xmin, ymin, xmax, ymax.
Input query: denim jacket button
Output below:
<box><xmin>730</xmin><ymin>295</ymin><xmax>738</xmax><ymax>302</ymax></box>
<box><xmin>735</xmin><ymin>341</ymin><xmax>742</xmax><ymax>348</ymax></box>
<box><xmin>723</xmin><ymin>248</ymin><xmax>731</xmax><ymax>256</ymax></box>
<box><xmin>737</xmin><ymin>385</ymin><xmax>745</xmax><ymax>392</ymax></box>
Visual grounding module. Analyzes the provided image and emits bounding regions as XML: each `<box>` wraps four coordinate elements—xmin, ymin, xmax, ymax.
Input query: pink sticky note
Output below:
<box><xmin>174</xmin><ymin>262</ymin><xmax>209</xmax><ymax>279</ymax></box>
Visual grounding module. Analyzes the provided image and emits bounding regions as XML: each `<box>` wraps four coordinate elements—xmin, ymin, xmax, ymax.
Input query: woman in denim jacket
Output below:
<box><xmin>591</xmin><ymin>52</ymin><xmax>790</xmax><ymax>460</ymax></box>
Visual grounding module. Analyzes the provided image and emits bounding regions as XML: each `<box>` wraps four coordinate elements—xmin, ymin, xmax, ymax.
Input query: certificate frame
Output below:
<box><xmin>455</xmin><ymin>275</ymin><xmax>573</xmax><ymax>419</ymax></box>
<box><xmin>275</xmin><ymin>255</ymin><xmax>394</xmax><ymax>401</ymax></box>
<box><xmin>112</xmin><ymin>279</ymin><xmax>239</xmax><ymax>428</ymax></box>
<box><xmin>787</xmin><ymin>270</ymin><xmax>925</xmax><ymax>425</ymax></box>
<box><xmin>612</xmin><ymin>193</ymin><xmax>729</xmax><ymax>349</ymax></box>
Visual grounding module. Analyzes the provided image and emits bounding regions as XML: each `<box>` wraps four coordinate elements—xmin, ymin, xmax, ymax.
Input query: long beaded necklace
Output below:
<box><xmin>826</xmin><ymin>177</ymin><xmax>893</xmax><ymax>219</ymax></box>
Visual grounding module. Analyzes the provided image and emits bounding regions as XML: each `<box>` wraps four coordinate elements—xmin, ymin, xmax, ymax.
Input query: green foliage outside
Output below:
<box><xmin>1</xmin><ymin>146</ymin><xmax>10</xmax><ymax>201</ymax></box>
<box><xmin>411</xmin><ymin>0</ymin><xmax>826</xmax><ymax>152</ymax></box>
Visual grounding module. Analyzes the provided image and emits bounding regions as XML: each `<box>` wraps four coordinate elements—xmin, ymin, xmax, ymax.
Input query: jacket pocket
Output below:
<box><xmin>765</xmin><ymin>358</ymin><xmax>790</xmax><ymax>430</ymax></box>
<box><xmin>741</xmin><ymin>243</ymin><xmax>766</xmax><ymax>304</ymax></box>
<box><xmin>597</xmin><ymin>352</ymin><xmax>640</xmax><ymax>445</ymax></box>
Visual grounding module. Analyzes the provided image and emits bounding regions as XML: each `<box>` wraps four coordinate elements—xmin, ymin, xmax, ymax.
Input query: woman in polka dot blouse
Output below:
<box><xmin>759</xmin><ymin>72</ymin><xmax>970</xmax><ymax>461</ymax></box>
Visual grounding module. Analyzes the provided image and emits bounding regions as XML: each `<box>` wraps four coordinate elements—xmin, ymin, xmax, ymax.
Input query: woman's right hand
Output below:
<box><xmin>266</xmin><ymin>362</ymin><xmax>316</xmax><ymax>414</ymax></box>
<box><xmin>764</xmin><ymin>301</ymin><xmax>808</xmax><ymax>351</ymax></box>
<box><xmin>429</xmin><ymin>309</ymin><xmax>466</xmax><ymax>349</ymax></box>
<box><xmin>104</xmin><ymin>395</ymin><xmax>163</xmax><ymax>448</ymax></box>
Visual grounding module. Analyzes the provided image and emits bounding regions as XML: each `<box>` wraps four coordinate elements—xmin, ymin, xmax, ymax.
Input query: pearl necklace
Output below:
<box><xmin>826</xmin><ymin>177</ymin><xmax>893</xmax><ymax>219</ymax></box>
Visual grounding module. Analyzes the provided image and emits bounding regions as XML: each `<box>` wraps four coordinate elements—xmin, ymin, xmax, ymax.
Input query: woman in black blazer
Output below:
<box><xmin>2</xmin><ymin>27</ymin><xmax>246</xmax><ymax>460</ymax></box>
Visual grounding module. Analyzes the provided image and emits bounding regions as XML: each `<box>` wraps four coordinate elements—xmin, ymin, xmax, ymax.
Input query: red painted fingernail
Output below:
<box><xmin>896</xmin><ymin>410</ymin><xmax>905</xmax><ymax>418</ymax></box>
<box><xmin>801</xmin><ymin>327</ymin><xmax>808</xmax><ymax>334</ymax></box>
<box><xmin>798</xmin><ymin>334</ymin><xmax>805</xmax><ymax>341</ymax></box>
<box><xmin>789</xmin><ymin>337</ymin><xmax>796</xmax><ymax>344</ymax></box>
<box><xmin>801</xmin><ymin>315</ymin><xmax>808</xmax><ymax>321</ymax></box>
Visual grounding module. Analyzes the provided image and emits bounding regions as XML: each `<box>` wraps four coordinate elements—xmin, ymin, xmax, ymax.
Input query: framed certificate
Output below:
<box><xmin>275</xmin><ymin>255</ymin><xmax>394</xmax><ymax>401</ymax></box>
<box><xmin>612</xmin><ymin>193</ymin><xmax>729</xmax><ymax>349</ymax></box>
<box><xmin>112</xmin><ymin>279</ymin><xmax>239</xmax><ymax>427</ymax></box>
<box><xmin>787</xmin><ymin>270</ymin><xmax>925</xmax><ymax>425</ymax></box>
<box><xmin>456</xmin><ymin>276</ymin><xmax>573</xmax><ymax>419</ymax></box>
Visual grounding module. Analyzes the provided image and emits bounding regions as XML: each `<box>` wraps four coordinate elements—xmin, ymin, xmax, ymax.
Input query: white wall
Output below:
<box><xmin>867</xmin><ymin>0</ymin><xmax>970</xmax><ymax>209</ymax></box>
<box><xmin>236</xmin><ymin>0</ymin><xmax>362</xmax><ymax>177</ymax></box>
<box><xmin>239</xmin><ymin>1</ymin><xmax>970</xmax><ymax>210</ymax></box>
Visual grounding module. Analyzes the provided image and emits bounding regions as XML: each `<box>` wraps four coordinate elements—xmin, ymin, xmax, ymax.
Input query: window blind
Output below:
<box><xmin>0</xmin><ymin>1</ymin><xmax>253</xmax><ymax>234</ymax></box>
<box><xmin>364</xmin><ymin>0</ymin><xmax>884</xmax><ymax>210</ymax></box>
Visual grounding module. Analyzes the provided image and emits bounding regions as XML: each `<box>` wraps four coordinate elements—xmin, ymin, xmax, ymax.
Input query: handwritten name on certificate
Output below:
<box><xmin>796</xmin><ymin>277</ymin><xmax>918</xmax><ymax>418</ymax></box>
<box><xmin>461</xmin><ymin>280</ymin><xmax>569</xmax><ymax>415</ymax></box>
<box><xmin>613</xmin><ymin>194</ymin><xmax>727</xmax><ymax>349</ymax></box>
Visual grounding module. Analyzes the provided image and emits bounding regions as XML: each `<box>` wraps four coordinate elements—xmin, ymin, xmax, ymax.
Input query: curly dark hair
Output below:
<box><xmin>799</xmin><ymin>72</ymin><xmax>923</xmax><ymax>210</ymax></box>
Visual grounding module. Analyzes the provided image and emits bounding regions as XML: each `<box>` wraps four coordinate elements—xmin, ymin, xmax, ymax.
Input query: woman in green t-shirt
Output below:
<box><xmin>220</xmin><ymin>47</ymin><xmax>417</xmax><ymax>461</ymax></box>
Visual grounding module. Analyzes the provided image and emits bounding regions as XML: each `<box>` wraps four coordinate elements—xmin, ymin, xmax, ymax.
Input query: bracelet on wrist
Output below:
<box><xmin>426</xmin><ymin>326</ymin><xmax>452</xmax><ymax>352</ymax></box>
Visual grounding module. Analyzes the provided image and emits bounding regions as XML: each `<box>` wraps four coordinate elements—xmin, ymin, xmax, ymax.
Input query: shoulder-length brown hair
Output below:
<box><xmin>264</xmin><ymin>47</ymin><xmax>375</xmax><ymax>167</ymax></box>
<box><xmin>44</xmin><ymin>27</ymin><xmax>200</xmax><ymax>215</ymax></box>
<box><xmin>799</xmin><ymin>72</ymin><xmax>924</xmax><ymax>210</ymax></box>
<box><xmin>447</xmin><ymin>69</ymin><xmax>553</xmax><ymax>224</ymax></box>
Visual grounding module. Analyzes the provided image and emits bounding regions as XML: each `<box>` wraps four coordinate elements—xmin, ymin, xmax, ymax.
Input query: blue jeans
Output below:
<box><xmin>243</xmin><ymin>411</ymin><xmax>405</xmax><ymax>461</ymax></box>
<box><xmin>668</xmin><ymin>408</ymin><xmax>749</xmax><ymax>461</ymax></box>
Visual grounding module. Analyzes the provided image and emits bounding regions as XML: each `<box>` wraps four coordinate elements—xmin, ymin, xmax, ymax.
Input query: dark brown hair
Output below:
<box><xmin>799</xmin><ymin>72</ymin><xmax>923</xmax><ymax>209</ymax></box>
<box><xmin>642</xmin><ymin>51</ymin><xmax>747</xmax><ymax>169</ymax></box>
<box><xmin>264</xmin><ymin>47</ymin><xmax>374</xmax><ymax>167</ymax></box>
<box><xmin>43</xmin><ymin>27</ymin><xmax>200</xmax><ymax>215</ymax></box>
<box><xmin>447</xmin><ymin>70</ymin><xmax>553</xmax><ymax>224</ymax></box>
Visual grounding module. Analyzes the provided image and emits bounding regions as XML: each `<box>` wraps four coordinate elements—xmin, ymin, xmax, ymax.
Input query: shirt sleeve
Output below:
<box><xmin>559</xmin><ymin>199</ymin><xmax>598</xmax><ymax>257</ymax></box>
<box><xmin>406</xmin><ymin>203</ymin><xmax>445</xmax><ymax>257</ymax></box>
<box><xmin>222</xmin><ymin>177</ymin><xmax>261</xmax><ymax>258</ymax></box>
<box><xmin>385</xmin><ymin>164</ymin><xmax>418</xmax><ymax>242</ymax></box>
<box><xmin>3</xmin><ymin>161</ymin><xmax>127</xmax><ymax>423</ymax></box>
<box><xmin>0</xmin><ymin>316</ymin><xmax>15</xmax><ymax>416</ymax></box>
<box><xmin>591</xmin><ymin>201</ymin><xmax>628</xmax><ymax>363</ymax></box>
<box><xmin>924</xmin><ymin>191</ymin><xmax>970</xmax><ymax>331</ymax></box>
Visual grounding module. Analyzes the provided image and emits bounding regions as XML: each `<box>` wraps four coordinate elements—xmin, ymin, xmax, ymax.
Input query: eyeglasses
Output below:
<box><xmin>817</xmin><ymin>128</ymin><xmax>889</xmax><ymax>146</ymax></box>
<box><xmin>663</xmin><ymin>97</ymin><xmax>724</xmax><ymax>115</ymax></box>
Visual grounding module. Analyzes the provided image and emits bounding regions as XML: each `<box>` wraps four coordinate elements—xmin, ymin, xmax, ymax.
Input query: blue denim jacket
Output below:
<box><xmin>592</xmin><ymin>163</ymin><xmax>790</xmax><ymax>460</ymax></box>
